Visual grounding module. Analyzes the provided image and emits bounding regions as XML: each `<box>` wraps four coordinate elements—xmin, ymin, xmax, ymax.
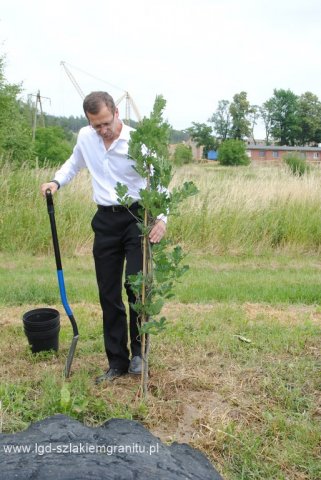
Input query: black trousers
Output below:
<box><xmin>91</xmin><ymin>207</ymin><xmax>143</xmax><ymax>371</ymax></box>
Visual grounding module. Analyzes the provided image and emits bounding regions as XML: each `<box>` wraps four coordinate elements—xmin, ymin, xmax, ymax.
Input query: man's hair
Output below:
<box><xmin>83</xmin><ymin>91</ymin><xmax>116</xmax><ymax>116</ymax></box>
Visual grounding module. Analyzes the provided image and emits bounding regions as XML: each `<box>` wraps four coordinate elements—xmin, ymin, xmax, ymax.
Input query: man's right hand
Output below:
<box><xmin>41</xmin><ymin>182</ymin><xmax>59</xmax><ymax>198</ymax></box>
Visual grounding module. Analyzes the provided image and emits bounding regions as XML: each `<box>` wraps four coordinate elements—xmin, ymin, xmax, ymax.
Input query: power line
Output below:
<box><xmin>61</xmin><ymin>61</ymin><xmax>124</xmax><ymax>93</ymax></box>
<box><xmin>60</xmin><ymin>61</ymin><xmax>141</xmax><ymax>123</ymax></box>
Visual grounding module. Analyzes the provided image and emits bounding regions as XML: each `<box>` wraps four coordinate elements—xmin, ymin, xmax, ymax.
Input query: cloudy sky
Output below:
<box><xmin>1</xmin><ymin>0</ymin><xmax>321</xmax><ymax>135</ymax></box>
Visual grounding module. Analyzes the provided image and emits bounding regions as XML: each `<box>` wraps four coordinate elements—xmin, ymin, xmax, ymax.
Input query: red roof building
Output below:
<box><xmin>247</xmin><ymin>145</ymin><xmax>321</xmax><ymax>163</ymax></box>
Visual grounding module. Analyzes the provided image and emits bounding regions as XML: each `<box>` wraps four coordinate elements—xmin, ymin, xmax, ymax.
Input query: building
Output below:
<box><xmin>247</xmin><ymin>145</ymin><xmax>321</xmax><ymax>163</ymax></box>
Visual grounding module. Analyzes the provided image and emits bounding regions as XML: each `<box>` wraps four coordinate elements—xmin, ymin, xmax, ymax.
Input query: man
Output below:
<box><xmin>41</xmin><ymin>91</ymin><xmax>166</xmax><ymax>383</ymax></box>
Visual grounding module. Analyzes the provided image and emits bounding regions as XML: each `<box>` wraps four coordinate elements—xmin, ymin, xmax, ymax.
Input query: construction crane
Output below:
<box><xmin>116</xmin><ymin>91</ymin><xmax>141</xmax><ymax>124</ymax></box>
<box><xmin>60</xmin><ymin>61</ymin><xmax>85</xmax><ymax>99</ymax></box>
<box><xmin>60</xmin><ymin>61</ymin><xmax>141</xmax><ymax>124</ymax></box>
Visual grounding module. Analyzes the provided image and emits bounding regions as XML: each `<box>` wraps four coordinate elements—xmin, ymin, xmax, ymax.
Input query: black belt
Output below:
<box><xmin>97</xmin><ymin>202</ymin><xmax>140</xmax><ymax>213</ymax></box>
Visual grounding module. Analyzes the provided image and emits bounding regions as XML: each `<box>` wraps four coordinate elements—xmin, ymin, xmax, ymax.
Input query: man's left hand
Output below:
<box><xmin>149</xmin><ymin>219</ymin><xmax>166</xmax><ymax>244</ymax></box>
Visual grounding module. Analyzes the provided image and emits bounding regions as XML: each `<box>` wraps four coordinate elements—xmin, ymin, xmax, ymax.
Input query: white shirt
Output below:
<box><xmin>54</xmin><ymin>122</ymin><xmax>146</xmax><ymax>206</ymax></box>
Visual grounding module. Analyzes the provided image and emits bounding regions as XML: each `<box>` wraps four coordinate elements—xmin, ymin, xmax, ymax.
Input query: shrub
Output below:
<box><xmin>0</xmin><ymin>57</ymin><xmax>33</xmax><ymax>165</ymax></box>
<box><xmin>172</xmin><ymin>143</ymin><xmax>193</xmax><ymax>166</ymax></box>
<box><xmin>283</xmin><ymin>153</ymin><xmax>310</xmax><ymax>176</ymax></box>
<box><xmin>218</xmin><ymin>139</ymin><xmax>250</xmax><ymax>166</ymax></box>
<box><xmin>34</xmin><ymin>126</ymin><xmax>73</xmax><ymax>166</ymax></box>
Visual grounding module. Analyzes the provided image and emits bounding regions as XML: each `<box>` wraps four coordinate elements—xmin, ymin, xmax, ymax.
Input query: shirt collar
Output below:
<box><xmin>118</xmin><ymin>121</ymin><xmax>134</xmax><ymax>141</ymax></box>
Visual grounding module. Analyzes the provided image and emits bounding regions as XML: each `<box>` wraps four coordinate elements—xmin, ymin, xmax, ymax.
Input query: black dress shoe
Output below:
<box><xmin>95</xmin><ymin>368</ymin><xmax>127</xmax><ymax>384</ymax></box>
<box><xmin>128</xmin><ymin>356</ymin><xmax>142</xmax><ymax>375</ymax></box>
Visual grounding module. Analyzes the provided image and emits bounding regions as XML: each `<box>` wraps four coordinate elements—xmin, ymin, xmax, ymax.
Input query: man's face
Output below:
<box><xmin>87</xmin><ymin>105</ymin><xmax>119</xmax><ymax>141</ymax></box>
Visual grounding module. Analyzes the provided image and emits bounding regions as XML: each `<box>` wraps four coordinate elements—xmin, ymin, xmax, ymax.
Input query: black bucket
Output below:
<box><xmin>22</xmin><ymin>308</ymin><xmax>60</xmax><ymax>353</ymax></box>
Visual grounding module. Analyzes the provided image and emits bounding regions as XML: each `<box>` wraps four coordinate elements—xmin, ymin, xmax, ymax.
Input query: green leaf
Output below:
<box><xmin>145</xmin><ymin>298</ymin><xmax>164</xmax><ymax>316</ymax></box>
<box><xmin>60</xmin><ymin>382</ymin><xmax>71</xmax><ymax>410</ymax></box>
<box><xmin>115</xmin><ymin>182</ymin><xmax>134</xmax><ymax>206</ymax></box>
<box><xmin>139</xmin><ymin>317</ymin><xmax>167</xmax><ymax>335</ymax></box>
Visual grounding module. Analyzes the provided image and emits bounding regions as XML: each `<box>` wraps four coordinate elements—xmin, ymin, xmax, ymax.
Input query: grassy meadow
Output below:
<box><xmin>3</xmin><ymin>160</ymin><xmax>321</xmax><ymax>255</ymax></box>
<box><xmin>0</xmin><ymin>160</ymin><xmax>321</xmax><ymax>479</ymax></box>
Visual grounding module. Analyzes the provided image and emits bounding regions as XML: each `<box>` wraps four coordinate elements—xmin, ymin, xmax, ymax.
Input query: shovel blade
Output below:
<box><xmin>64</xmin><ymin>335</ymin><xmax>79</xmax><ymax>378</ymax></box>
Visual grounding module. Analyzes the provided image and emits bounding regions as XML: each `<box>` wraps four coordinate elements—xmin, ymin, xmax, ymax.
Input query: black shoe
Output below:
<box><xmin>128</xmin><ymin>356</ymin><xmax>142</xmax><ymax>375</ymax></box>
<box><xmin>95</xmin><ymin>368</ymin><xmax>127</xmax><ymax>384</ymax></box>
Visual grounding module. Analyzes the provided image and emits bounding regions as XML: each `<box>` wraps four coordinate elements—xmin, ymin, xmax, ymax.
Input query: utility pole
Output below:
<box><xmin>31</xmin><ymin>90</ymin><xmax>51</xmax><ymax>141</ymax></box>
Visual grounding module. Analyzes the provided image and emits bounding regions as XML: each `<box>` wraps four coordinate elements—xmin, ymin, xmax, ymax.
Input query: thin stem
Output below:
<box><xmin>141</xmin><ymin>168</ymin><xmax>151</xmax><ymax>397</ymax></box>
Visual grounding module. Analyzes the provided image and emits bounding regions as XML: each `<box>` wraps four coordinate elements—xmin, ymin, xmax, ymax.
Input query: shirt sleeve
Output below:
<box><xmin>54</xmin><ymin>143</ymin><xmax>86</xmax><ymax>187</ymax></box>
<box><xmin>157</xmin><ymin>213</ymin><xmax>167</xmax><ymax>224</ymax></box>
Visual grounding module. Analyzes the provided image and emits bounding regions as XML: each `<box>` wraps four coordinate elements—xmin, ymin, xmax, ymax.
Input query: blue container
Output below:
<box><xmin>207</xmin><ymin>150</ymin><xmax>218</xmax><ymax>160</ymax></box>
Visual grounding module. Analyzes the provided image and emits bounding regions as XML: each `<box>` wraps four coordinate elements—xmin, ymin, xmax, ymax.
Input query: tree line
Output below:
<box><xmin>188</xmin><ymin>89</ymin><xmax>321</xmax><ymax>157</ymax></box>
<box><xmin>2</xmin><ymin>52</ymin><xmax>321</xmax><ymax>166</ymax></box>
<box><xmin>0</xmin><ymin>55</ymin><xmax>191</xmax><ymax>167</ymax></box>
<box><xmin>0</xmin><ymin>57</ymin><xmax>83</xmax><ymax>167</ymax></box>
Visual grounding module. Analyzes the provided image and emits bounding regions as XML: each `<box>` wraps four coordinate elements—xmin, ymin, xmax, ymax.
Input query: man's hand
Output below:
<box><xmin>149</xmin><ymin>219</ymin><xmax>166</xmax><ymax>244</ymax></box>
<box><xmin>40</xmin><ymin>182</ymin><xmax>59</xmax><ymax>198</ymax></box>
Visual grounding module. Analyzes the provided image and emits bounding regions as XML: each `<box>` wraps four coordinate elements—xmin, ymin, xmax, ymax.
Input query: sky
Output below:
<box><xmin>1</xmin><ymin>0</ymin><xmax>321</xmax><ymax>137</ymax></box>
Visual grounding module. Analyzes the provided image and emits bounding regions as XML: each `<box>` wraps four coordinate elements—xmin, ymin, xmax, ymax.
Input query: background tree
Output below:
<box><xmin>169</xmin><ymin>128</ymin><xmax>190</xmax><ymax>144</ymax></box>
<box><xmin>259</xmin><ymin>99</ymin><xmax>274</xmax><ymax>145</ymax></box>
<box><xmin>34</xmin><ymin>126</ymin><xmax>73</xmax><ymax>166</ymax></box>
<box><xmin>296</xmin><ymin>92</ymin><xmax>321</xmax><ymax>145</ymax></box>
<box><xmin>218</xmin><ymin>139</ymin><xmax>250</xmax><ymax>166</ymax></box>
<box><xmin>45</xmin><ymin>114</ymin><xmax>87</xmax><ymax>137</ymax></box>
<box><xmin>208</xmin><ymin>99</ymin><xmax>231</xmax><ymax>141</ymax></box>
<box><xmin>229</xmin><ymin>91</ymin><xmax>251</xmax><ymax>140</ymax></box>
<box><xmin>248</xmin><ymin>104</ymin><xmax>260</xmax><ymax>144</ymax></box>
<box><xmin>187</xmin><ymin>122</ymin><xmax>217</xmax><ymax>157</ymax></box>
<box><xmin>0</xmin><ymin>56</ymin><xmax>33</xmax><ymax>165</ymax></box>
<box><xmin>268</xmin><ymin>88</ymin><xmax>300</xmax><ymax>146</ymax></box>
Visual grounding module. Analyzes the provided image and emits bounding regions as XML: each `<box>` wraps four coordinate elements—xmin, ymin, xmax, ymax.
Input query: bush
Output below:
<box><xmin>283</xmin><ymin>153</ymin><xmax>310</xmax><ymax>176</ymax></box>
<box><xmin>34</xmin><ymin>126</ymin><xmax>73</xmax><ymax>166</ymax></box>
<box><xmin>0</xmin><ymin>58</ymin><xmax>33</xmax><ymax>165</ymax></box>
<box><xmin>218</xmin><ymin>139</ymin><xmax>250</xmax><ymax>166</ymax></box>
<box><xmin>172</xmin><ymin>143</ymin><xmax>193</xmax><ymax>166</ymax></box>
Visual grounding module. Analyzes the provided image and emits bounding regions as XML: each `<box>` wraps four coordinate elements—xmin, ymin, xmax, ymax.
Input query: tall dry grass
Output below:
<box><xmin>168</xmin><ymin>163</ymin><xmax>321</xmax><ymax>253</ymax></box>
<box><xmin>0</xmin><ymin>162</ymin><xmax>94</xmax><ymax>254</ymax></box>
<box><xmin>2</xmin><ymin>161</ymin><xmax>321</xmax><ymax>254</ymax></box>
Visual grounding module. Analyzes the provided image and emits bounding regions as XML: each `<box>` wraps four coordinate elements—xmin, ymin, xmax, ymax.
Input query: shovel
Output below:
<box><xmin>46</xmin><ymin>189</ymin><xmax>79</xmax><ymax>377</ymax></box>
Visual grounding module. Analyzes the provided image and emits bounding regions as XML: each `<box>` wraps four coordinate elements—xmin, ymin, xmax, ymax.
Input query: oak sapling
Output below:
<box><xmin>116</xmin><ymin>95</ymin><xmax>198</xmax><ymax>396</ymax></box>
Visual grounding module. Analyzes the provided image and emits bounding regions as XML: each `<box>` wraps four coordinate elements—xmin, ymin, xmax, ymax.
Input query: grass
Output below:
<box><xmin>2</xmin><ymin>161</ymin><xmax>321</xmax><ymax>255</ymax></box>
<box><xmin>0</xmin><ymin>252</ymin><xmax>320</xmax><ymax>479</ymax></box>
<box><xmin>1</xmin><ymin>252</ymin><xmax>321</xmax><ymax>306</ymax></box>
<box><xmin>1</xmin><ymin>162</ymin><xmax>321</xmax><ymax>478</ymax></box>
<box><xmin>168</xmin><ymin>163</ymin><xmax>321</xmax><ymax>253</ymax></box>
<box><xmin>0</xmin><ymin>163</ymin><xmax>95</xmax><ymax>255</ymax></box>
<box><xmin>176</xmin><ymin>253</ymin><xmax>321</xmax><ymax>304</ymax></box>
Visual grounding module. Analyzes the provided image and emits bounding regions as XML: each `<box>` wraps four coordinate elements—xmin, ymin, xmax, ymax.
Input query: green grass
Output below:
<box><xmin>1</xmin><ymin>292</ymin><xmax>320</xmax><ymax>479</ymax></box>
<box><xmin>0</xmin><ymin>253</ymin><xmax>98</xmax><ymax>306</ymax></box>
<box><xmin>0</xmin><ymin>372</ymin><xmax>142</xmax><ymax>433</ymax></box>
<box><xmin>1</xmin><ymin>162</ymin><xmax>321</xmax><ymax>478</ymax></box>
<box><xmin>175</xmin><ymin>252</ymin><xmax>321</xmax><ymax>304</ymax></box>
<box><xmin>161</xmin><ymin>303</ymin><xmax>321</xmax><ymax>479</ymax></box>
<box><xmin>1</xmin><ymin>252</ymin><xmax>321</xmax><ymax>306</ymax></box>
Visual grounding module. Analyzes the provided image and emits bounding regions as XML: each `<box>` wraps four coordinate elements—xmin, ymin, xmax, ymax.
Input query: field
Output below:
<box><xmin>0</xmin><ymin>161</ymin><xmax>320</xmax><ymax>479</ymax></box>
